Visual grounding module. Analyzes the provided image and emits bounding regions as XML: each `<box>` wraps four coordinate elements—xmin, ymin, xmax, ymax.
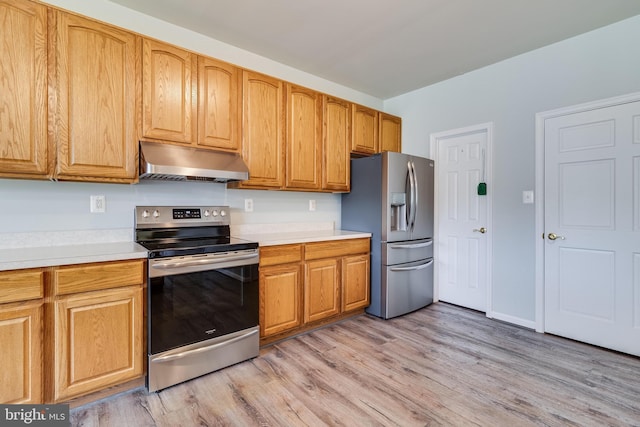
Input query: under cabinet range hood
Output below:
<box><xmin>139</xmin><ymin>141</ymin><xmax>249</xmax><ymax>183</ymax></box>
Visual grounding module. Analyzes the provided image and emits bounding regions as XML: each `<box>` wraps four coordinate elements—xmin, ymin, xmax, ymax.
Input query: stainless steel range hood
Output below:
<box><xmin>139</xmin><ymin>141</ymin><xmax>249</xmax><ymax>183</ymax></box>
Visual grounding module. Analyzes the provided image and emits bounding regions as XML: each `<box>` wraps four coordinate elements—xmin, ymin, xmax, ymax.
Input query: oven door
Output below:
<box><xmin>148</xmin><ymin>249</ymin><xmax>259</xmax><ymax>356</ymax></box>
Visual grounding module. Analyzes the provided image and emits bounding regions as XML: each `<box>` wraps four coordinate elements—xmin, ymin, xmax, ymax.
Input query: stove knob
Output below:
<box><xmin>212</xmin><ymin>210</ymin><xmax>219</xmax><ymax>217</ymax></box>
<box><xmin>153</xmin><ymin>210</ymin><xmax>160</xmax><ymax>218</ymax></box>
<box><xmin>220</xmin><ymin>209</ymin><xmax>226</xmax><ymax>217</ymax></box>
<box><xmin>204</xmin><ymin>210</ymin><xmax>211</xmax><ymax>217</ymax></box>
<box><xmin>142</xmin><ymin>210</ymin><xmax>150</xmax><ymax>218</ymax></box>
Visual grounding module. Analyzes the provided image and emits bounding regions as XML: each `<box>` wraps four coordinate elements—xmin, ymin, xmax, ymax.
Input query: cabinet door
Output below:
<box><xmin>285</xmin><ymin>84</ymin><xmax>321</xmax><ymax>190</ymax></box>
<box><xmin>53</xmin><ymin>12</ymin><xmax>138</xmax><ymax>182</ymax></box>
<box><xmin>351</xmin><ymin>104</ymin><xmax>378</xmax><ymax>155</ymax></box>
<box><xmin>142</xmin><ymin>38</ymin><xmax>196</xmax><ymax>144</ymax></box>
<box><xmin>304</xmin><ymin>258</ymin><xmax>340</xmax><ymax>323</ymax></box>
<box><xmin>260</xmin><ymin>263</ymin><xmax>302</xmax><ymax>337</ymax></box>
<box><xmin>0</xmin><ymin>0</ymin><xmax>48</xmax><ymax>178</ymax></box>
<box><xmin>197</xmin><ymin>56</ymin><xmax>241</xmax><ymax>151</ymax></box>
<box><xmin>342</xmin><ymin>254</ymin><xmax>370</xmax><ymax>312</ymax></box>
<box><xmin>53</xmin><ymin>286</ymin><xmax>143</xmax><ymax>402</ymax></box>
<box><xmin>0</xmin><ymin>301</ymin><xmax>42</xmax><ymax>404</ymax></box>
<box><xmin>323</xmin><ymin>96</ymin><xmax>351</xmax><ymax>192</ymax></box>
<box><xmin>379</xmin><ymin>112</ymin><xmax>402</xmax><ymax>153</ymax></box>
<box><xmin>239</xmin><ymin>71</ymin><xmax>284</xmax><ymax>188</ymax></box>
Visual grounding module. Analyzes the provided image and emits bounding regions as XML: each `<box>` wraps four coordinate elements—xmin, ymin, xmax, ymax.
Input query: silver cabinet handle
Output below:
<box><xmin>547</xmin><ymin>233</ymin><xmax>565</xmax><ymax>241</ymax></box>
<box><xmin>154</xmin><ymin>329</ymin><xmax>258</xmax><ymax>363</ymax></box>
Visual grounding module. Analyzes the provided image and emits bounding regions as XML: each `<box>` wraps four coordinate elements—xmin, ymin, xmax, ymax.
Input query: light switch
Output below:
<box><xmin>522</xmin><ymin>190</ymin><xmax>534</xmax><ymax>204</ymax></box>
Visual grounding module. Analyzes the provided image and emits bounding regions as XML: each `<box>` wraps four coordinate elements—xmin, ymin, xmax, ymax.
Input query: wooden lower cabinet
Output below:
<box><xmin>260</xmin><ymin>238</ymin><xmax>370</xmax><ymax>344</ymax></box>
<box><xmin>49</xmin><ymin>259</ymin><xmax>145</xmax><ymax>403</ymax></box>
<box><xmin>260</xmin><ymin>263</ymin><xmax>302</xmax><ymax>337</ymax></box>
<box><xmin>52</xmin><ymin>285</ymin><xmax>143</xmax><ymax>402</ymax></box>
<box><xmin>304</xmin><ymin>258</ymin><xmax>339</xmax><ymax>322</ymax></box>
<box><xmin>0</xmin><ymin>268</ymin><xmax>44</xmax><ymax>404</ymax></box>
<box><xmin>342</xmin><ymin>254</ymin><xmax>370</xmax><ymax>312</ymax></box>
<box><xmin>0</xmin><ymin>301</ymin><xmax>43</xmax><ymax>404</ymax></box>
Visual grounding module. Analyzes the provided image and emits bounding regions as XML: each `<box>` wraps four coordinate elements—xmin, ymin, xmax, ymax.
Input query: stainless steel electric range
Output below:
<box><xmin>135</xmin><ymin>206</ymin><xmax>259</xmax><ymax>392</ymax></box>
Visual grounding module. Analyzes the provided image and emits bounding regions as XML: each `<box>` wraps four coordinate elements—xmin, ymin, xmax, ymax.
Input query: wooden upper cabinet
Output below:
<box><xmin>53</xmin><ymin>12</ymin><xmax>138</xmax><ymax>182</ymax></box>
<box><xmin>0</xmin><ymin>0</ymin><xmax>48</xmax><ymax>179</ymax></box>
<box><xmin>323</xmin><ymin>96</ymin><xmax>351</xmax><ymax>192</ymax></box>
<box><xmin>238</xmin><ymin>70</ymin><xmax>284</xmax><ymax>189</ymax></box>
<box><xmin>351</xmin><ymin>103</ymin><xmax>378</xmax><ymax>155</ymax></box>
<box><xmin>379</xmin><ymin>112</ymin><xmax>402</xmax><ymax>153</ymax></box>
<box><xmin>142</xmin><ymin>38</ymin><xmax>197</xmax><ymax>144</ymax></box>
<box><xmin>285</xmin><ymin>84</ymin><xmax>322</xmax><ymax>190</ymax></box>
<box><xmin>197</xmin><ymin>57</ymin><xmax>241</xmax><ymax>152</ymax></box>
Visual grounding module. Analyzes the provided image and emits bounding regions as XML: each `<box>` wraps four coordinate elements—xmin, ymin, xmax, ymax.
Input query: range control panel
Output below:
<box><xmin>135</xmin><ymin>206</ymin><xmax>229</xmax><ymax>228</ymax></box>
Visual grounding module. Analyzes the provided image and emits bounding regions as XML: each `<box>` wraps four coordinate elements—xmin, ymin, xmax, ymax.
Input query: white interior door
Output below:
<box><xmin>544</xmin><ymin>100</ymin><xmax>640</xmax><ymax>356</ymax></box>
<box><xmin>432</xmin><ymin>125</ymin><xmax>491</xmax><ymax>312</ymax></box>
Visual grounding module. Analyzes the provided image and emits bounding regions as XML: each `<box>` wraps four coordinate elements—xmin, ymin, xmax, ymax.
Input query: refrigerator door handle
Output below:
<box><xmin>389</xmin><ymin>240</ymin><xmax>433</xmax><ymax>249</ymax></box>
<box><xmin>407</xmin><ymin>161</ymin><xmax>417</xmax><ymax>231</ymax></box>
<box><xmin>411</xmin><ymin>160</ymin><xmax>419</xmax><ymax>230</ymax></box>
<box><xmin>390</xmin><ymin>259</ymin><xmax>434</xmax><ymax>272</ymax></box>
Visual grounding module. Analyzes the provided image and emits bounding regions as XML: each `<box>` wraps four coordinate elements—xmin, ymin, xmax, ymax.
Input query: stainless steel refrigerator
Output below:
<box><xmin>342</xmin><ymin>152</ymin><xmax>434</xmax><ymax>319</ymax></box>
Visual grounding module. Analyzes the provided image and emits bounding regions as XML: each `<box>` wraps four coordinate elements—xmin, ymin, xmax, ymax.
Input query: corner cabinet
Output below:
<box><xmin>259</xmin><ymin>238</ymin><xmax>370</xmax><ymax>345</ymax></box>
<box><xmin>351</xmin><ymin>104</ymin><xmax>379</xmax><ymax>155</ymax></box>
<box><xmin>49</xmin><ymin>260</ymin><xmax>145</xmax><ymax>403</ymax></box>
<box><xmin>0</xmin><ymin>0</ymin><xmax>48</xmax><ymax>179</ymax></box>
<box><xmin>52</xmin><ymin>11</ymin><xmax>138</xmax><ymax>182</ymax></box>
<box><xmin>0</xmin><ymin>269</ymin><xmax>44</xmax><ymax>404</ymax></box>
<box><xmin>379</xmin><ymin>112</ymin><xmax>402</xmax><ymax>153</ymax></box>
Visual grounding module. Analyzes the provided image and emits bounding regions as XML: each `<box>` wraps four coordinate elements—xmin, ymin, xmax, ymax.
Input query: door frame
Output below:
<box><xmin>430</xmin><ymin>122</ymin><xmax>494</xmax><ymax>317</ymax></box>
<box><xmin>534</xmin><ymin>91</ymin><xmax>640</xmax><ymax>333</ymax></box>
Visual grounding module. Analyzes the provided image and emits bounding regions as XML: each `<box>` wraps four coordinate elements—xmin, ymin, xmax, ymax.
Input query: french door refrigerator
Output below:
<box><xmin>342</xmin><ymin>151</ymin><xmax>434</xmax><ymax>319</ymax></box>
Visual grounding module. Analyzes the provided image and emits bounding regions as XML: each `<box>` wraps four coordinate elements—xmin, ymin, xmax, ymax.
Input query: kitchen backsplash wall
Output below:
<box><xmin>0</xmin><ymin>179</ymin><xmax>341</xmax><ymax>235</ymax></box>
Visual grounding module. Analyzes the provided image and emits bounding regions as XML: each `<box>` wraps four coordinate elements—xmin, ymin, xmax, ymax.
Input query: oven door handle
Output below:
<box><xmin>152</xmin><ymin>252</ymin><xmax>258</xmax><ymax>269</ymax></box>
<box><xmin>153</xmin><ymin>328</ymin><xmax>259</xmax><ymax>363</ymax></box>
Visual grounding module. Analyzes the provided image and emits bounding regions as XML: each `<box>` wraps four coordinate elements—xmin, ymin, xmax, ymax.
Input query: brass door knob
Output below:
<box><xmin>473</xmin><ymin>227</ymin><xmax>487</xmax><ymax>234</ymax></box>
<box><xmin>548</xmin><ymin>233</ymin><xmax>565</xmax><ymax>241</ymax></box>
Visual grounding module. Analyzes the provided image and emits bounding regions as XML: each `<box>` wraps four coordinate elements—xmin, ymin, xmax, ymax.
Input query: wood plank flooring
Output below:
<box><xmin>71</xmin><ymin>303</ymin><xmax>640</xmax><ymax>426</ymax></box>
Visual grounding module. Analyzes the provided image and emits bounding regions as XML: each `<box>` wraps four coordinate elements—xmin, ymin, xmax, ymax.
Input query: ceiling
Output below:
<box><xmin>107</xmin><ymin>0</ymin><xmax>640</xmax><ymax>99</ymax></box>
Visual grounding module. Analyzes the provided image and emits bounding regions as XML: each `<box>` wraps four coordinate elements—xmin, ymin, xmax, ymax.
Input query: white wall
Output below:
<box><xmin>385</xmin><ymin>15</ymin><xmax>640</xmax><ymax>324</ymax></box>
<box><xmin>1</xmin><ymin>0</ymin><xmax>377</xmax><ymax>236</ymax></box>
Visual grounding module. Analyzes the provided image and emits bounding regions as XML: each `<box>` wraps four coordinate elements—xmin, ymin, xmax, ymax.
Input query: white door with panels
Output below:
<box><xmin>543</xmin><ymin>99</ymin><xmax>640</xmax><ymax>356</ymax></box>
<box><xmin>432</xmin><ymin>124</ymin><xmax>491</xmax><ymax>312</ymax></box>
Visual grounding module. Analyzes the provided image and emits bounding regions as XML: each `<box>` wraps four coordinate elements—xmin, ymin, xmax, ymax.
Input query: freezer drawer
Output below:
<box><xmin>382</xmin><ymin>238</ymin><xmax>433</xmax><ymax>266</ymax></box>
<box><xmin>382</xmin><ymin>258</ymin><xmax>434</xmax><ymax>319</ymax></box>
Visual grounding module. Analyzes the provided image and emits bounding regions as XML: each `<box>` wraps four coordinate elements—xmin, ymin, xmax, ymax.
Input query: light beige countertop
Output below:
<box><xmin>231</xmin><ymin>222</ymin><xmax>371</xmax><ymax>247</ymax></box>
<box><xmin>0</xmin><ymin>242</ymin><xmax>148</xmax><ymax>271</ymax></box>
<box><xmin>0</xmin><ymin>223</ymin><xmax>372</xmax><ymax>271</ymax></box>
<box><xmin>0</xmin><ymin>229</ymin><xmax>148</xmax><ymax>271</ymax></box>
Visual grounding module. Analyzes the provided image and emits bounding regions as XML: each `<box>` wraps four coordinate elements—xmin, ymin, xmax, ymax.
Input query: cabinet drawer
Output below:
<box><xmin>0</xmin><ymin>270</ymin><xmax>44</xmax><ymax>304</ymax></box>
<box><xmin>260</xmin><ymin>244</ymin><xmax>303</xmax><ymax>267</ymax></box>
<box><xmin>305</xmin><ymin>238</ymin><xmax>370</xmax><ymax>261</ymax></box>
<box><xmin>54</xmin><ymin>260</ymin><xmax>145</xmax><ymax>295</ymax></box>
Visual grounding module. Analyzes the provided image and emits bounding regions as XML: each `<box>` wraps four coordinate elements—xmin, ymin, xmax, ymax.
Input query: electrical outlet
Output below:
<box><xmin>309</xmin><ymin>200</ymin><xmax>316</xmax><ymax>211</ymax></box>
<box><xmin>90</xmin><ymin>195</ymin><xmax>106</xmax><ymax>213</ymax></box>
<box><xmin>244</xmin><ymin>199</ymin><xmax>254</xmax><ymax>212</ymax></box>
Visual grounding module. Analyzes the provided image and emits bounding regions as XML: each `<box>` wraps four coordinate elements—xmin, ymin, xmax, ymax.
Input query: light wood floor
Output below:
<box><xmin>71</xmin><ymin>303</ymin><xmax>640</xmax><ymax>426</ymax></box>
